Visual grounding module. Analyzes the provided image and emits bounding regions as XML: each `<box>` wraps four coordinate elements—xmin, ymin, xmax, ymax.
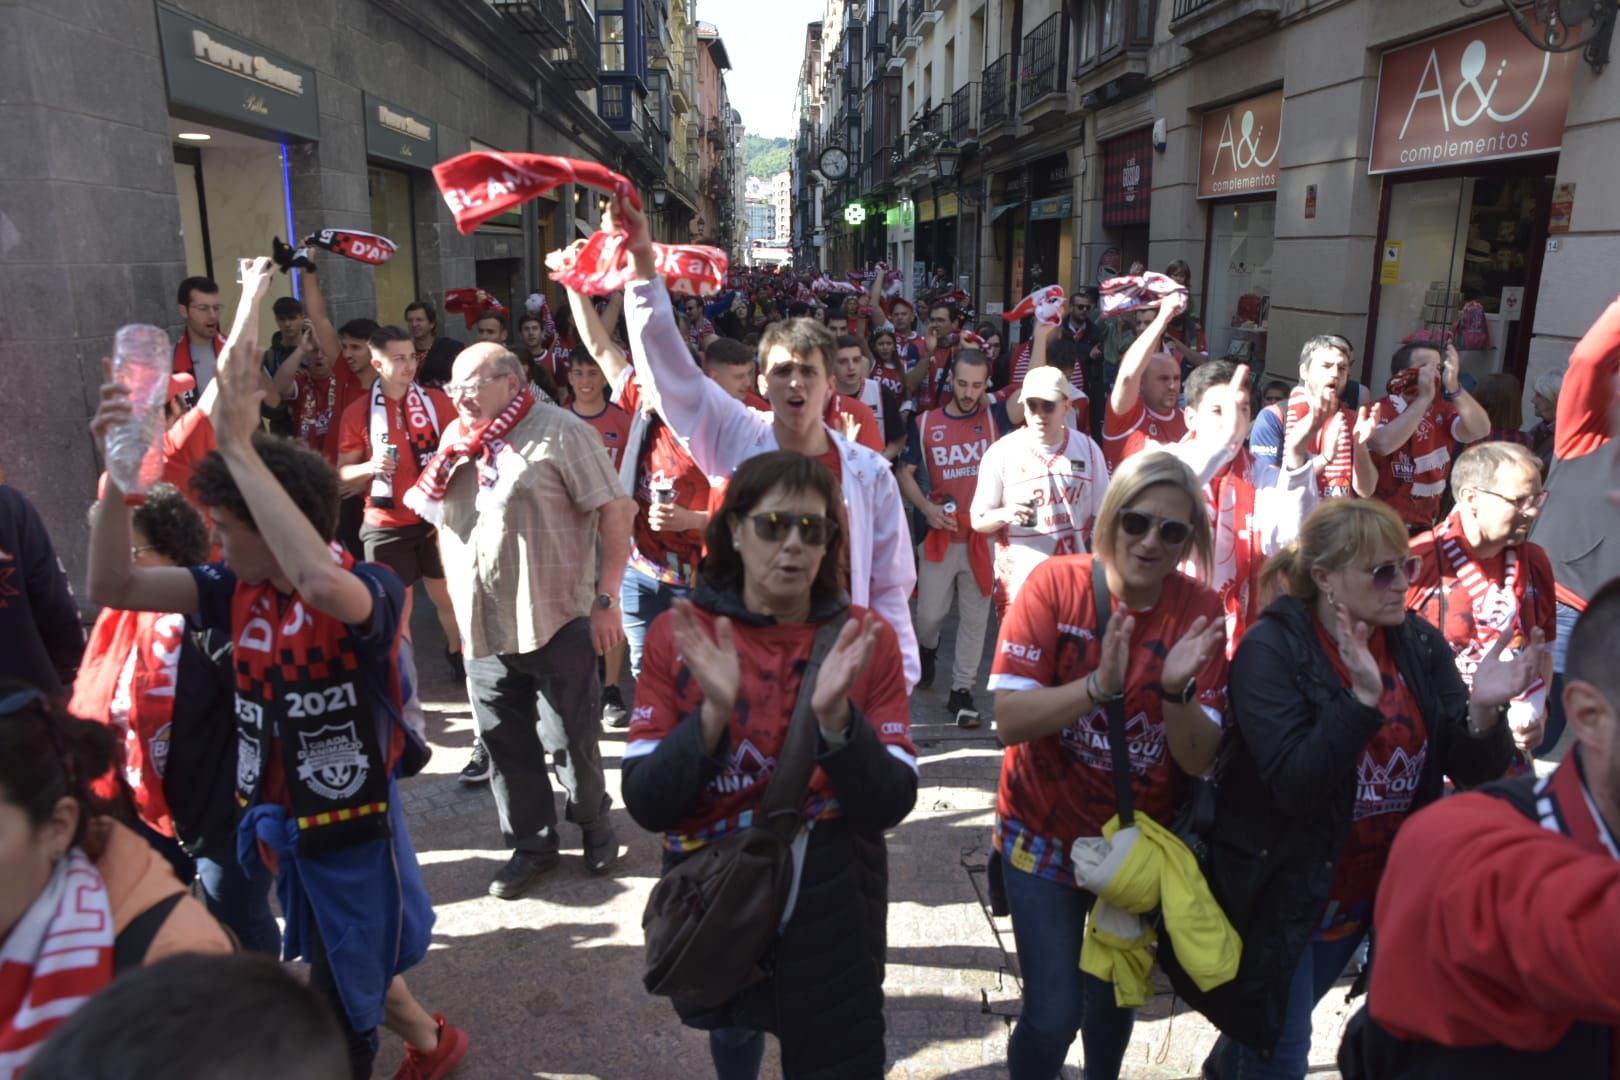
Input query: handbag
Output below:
<box><xmin>1090</xmin><ymin>559</ymin><xmax>1217</xmax><ymax>853</ymax></box>
<box><xmin>641</xmin><ymin>612</ymin><xmax>849</xmax><ymax>1008</ymax></box>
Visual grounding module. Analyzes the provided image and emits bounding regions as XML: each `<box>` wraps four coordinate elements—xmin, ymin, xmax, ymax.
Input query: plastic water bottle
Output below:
<box><xmin>105</xmin><ymin>324</ymin><xmax>172</xmax><ymax>499</ymax></box>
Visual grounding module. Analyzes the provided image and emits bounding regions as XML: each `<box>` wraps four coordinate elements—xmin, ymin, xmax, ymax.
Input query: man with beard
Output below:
<box><xmin>899</xmin><ymin>351</ymin><xmax>1012</xmax><ymax>725</ymax></box>
<box><xmin>1103</xmin><ymin>300</ymin><xmax>1189</xmax><ymax>473</ymax></box>
<box><xmin>1407</xmin><ymin>441</ymin><xmax>1557</xmax><ymax>760</ymax></box>
<box><xmin>1250</xmin><ymin>336</ymin><xmax>1378</xmax><ymax>498</ymax></box>
<box><xmin>173</xmin><ymin>276</ymin><xmax>225</xmax><ymax>402</ymax></box>
<box><xmin>971</xmin><ymin>367</ymin><xmax>1109</xmax><ymax>618</ymax></box>
<box><xmin>404</xmin><ymin>300</ymin><xmax>462</xmax><ymax>389</ymax></box>
<box><xmin>1367</xmin><ymin>340</ymin><xmax>1490</xmax><ymax>532</ymax></box>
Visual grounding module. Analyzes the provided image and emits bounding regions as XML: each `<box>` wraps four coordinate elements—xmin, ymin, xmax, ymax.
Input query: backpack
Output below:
<box><xmin>1454</xmin><ymin>301</ymin><xmax>1491</xmax><ymax>351</ymax></box>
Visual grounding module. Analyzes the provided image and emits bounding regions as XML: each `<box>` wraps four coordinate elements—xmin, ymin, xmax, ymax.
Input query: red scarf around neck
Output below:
<box><xmin>1284</xmin><ymin>389</ymin><xmax>1355</xmax><ymax>497</ymax></box>
<box><xmin>1206</xmin><ymin>448</ymin><xmax>1260</xmax><ymax>654</ymax></box>
<box><xmin>69</xmin><ymin>609</ymin><xmax>184</xmax><ymax>837</ymax></box>
<box><xmin>405</xmin><ymin>385</ymin><xmax>537</xmax><ymax>524</ymax></box>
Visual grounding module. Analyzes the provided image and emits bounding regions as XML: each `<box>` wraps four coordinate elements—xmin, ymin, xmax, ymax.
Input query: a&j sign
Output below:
<box><xmin>1369</xmin><ymin>13</ymin><xmax>1576</xmax><ymax>175</ymax></box>
<box><xmin>1198</xmin><ymin>89</ymin><xmax>1284</xmax><ymax>198</ymax></box>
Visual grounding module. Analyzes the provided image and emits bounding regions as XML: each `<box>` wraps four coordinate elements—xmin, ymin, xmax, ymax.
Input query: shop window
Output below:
<box><xmin>1368</xmin><ymin>170</ymin><xmax>1551</xmax><ymax>387</ymax></box>
<box><xmin>367</xmin><ymin>167</ymin><xmax>418</xmax><ymax>329</ymax></box>
<box><xmin>1205</xmin><ymin>200</ymin><xmax>1274</xmax><ymax>372</ymax></box>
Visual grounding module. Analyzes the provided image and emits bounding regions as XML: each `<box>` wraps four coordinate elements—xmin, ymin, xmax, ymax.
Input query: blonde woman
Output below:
<box><xmin>989</xmin><ymin>451</ymin><xmax>1229</xmax><ymax>1080</ymax></box>
<box><xmin>1191</xmin><ymin>498</ymin><xmax>1542</xmax><ymax>1080</ymax></box>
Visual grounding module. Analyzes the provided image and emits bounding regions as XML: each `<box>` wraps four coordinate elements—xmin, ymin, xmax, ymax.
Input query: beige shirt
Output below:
<box><xmin>436</xmin><ymin>402</ymin><xmax>625</xmax><ymax>657</ymax></box>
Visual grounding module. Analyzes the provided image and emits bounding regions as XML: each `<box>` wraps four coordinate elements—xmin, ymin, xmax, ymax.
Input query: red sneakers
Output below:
<box><xmin>392</xmin><ymin>1014</ymin><xmax>469</xmax><ymax>1080</ymax></box>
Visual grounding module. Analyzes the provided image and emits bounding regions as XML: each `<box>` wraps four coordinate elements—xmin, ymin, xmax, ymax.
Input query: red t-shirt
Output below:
<box><xmin>1103</xmin><ymin>397</ymin><xmax>1187</xmax><ymax>473</ymax></box>
<box><xmin>626</xmin><ymin>603</ymin><xmax>915</xmax><ymax>851</ymax></box>
<box><xmin>1371</xmin><ymin>395</ymin><xmax>1462</xmax><ymax>529</ymax></box>
<box><xmin>917</xmin><ymin>404</ymin><xmax>997</xmax><ymax>541</ymax></box>
<box><xmin>619</xmin><ymin>373</ymin><xmax>710</xmax><ymax>580</ymax></box>
<box><xmin>873</xmin><ymin>360</ymin><xmax>909</xmax><ymax>408</ymax></box>
<box><xmin>989</xmin><ymin>555</ymin><xmax>1229</xmax><ymax>884</ymax></box>
<box><xmin>337</xmin><ymin>386</ymin><xmax>457</xmax><ymax>529</ymax></box>
<box><xmin>1407</xmin><ymin>518</ymin><xmax>1557</xmax><ymax>684</ymax></box>
<box><xmin>289</xmin><ymin>367</ymin><xmax>365</xmax><ymax>464</ymax></box>
<box><xmin>570</xmin><ymin>401</ymin><xmax>633</xmax><ymax>468</ymax></box>
<box><xmin>911</xmin><ymin>348</ymin><xmax>954</xmax><ymax>413</ymax></box>
<box><xmin>823</xmin><ymin>392</ymin><xmax>885</xmax><ymax>453</ymax></box>
<box><xmin>160</xmin><ymin>403</ymin><xmax>216</xmax><ymax>509</ymax></box>
<box><xmin>1312</xmin><ymin>619</ymin><xmax>1428</xmax><ymax>941</ymax></box>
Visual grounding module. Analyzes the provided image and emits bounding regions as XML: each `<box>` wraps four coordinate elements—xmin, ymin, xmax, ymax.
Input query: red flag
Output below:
<box><xmin>546</xmin><ymin>233</ymin><xmax>727</xmax><ymax>298</ymax></box>
<box><xmin>431</xmin><ymin>151</ymin><xmax>642</xmax><ymax>236</ymax></box>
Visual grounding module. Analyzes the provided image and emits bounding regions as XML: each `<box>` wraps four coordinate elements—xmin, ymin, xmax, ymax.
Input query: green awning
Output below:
<box><xmin>1029</xmin><ymin>195</ymin><xmax>1073</xmax><ymax>221</ymax></box>
<box><xmin>990</xmin><ymin>201</ymin><xmax>1022</xmax><ymax>221</ymax></box>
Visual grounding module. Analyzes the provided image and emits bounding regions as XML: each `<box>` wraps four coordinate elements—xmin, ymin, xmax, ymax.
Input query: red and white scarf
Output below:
<box><xmin>368</xmin><ymin>382</ymin><xmax>442</xmax><ymax>505</ymax></box>
<box><xmin>1435</xmin><ymin>516</ymin><xmax>1547</xmax><ymax>731</ymax></box>
<box><xmin>1284</xmin><ymin>390</ymin><xmax>1355</xmax><ymax>497</ymax></box>
<box><xmin>0</xmin><ymin>851</ymin><xmax>115</xmax><ymax>1076</ymax></box>
<box><xmin>405</xmin><ymin>386</ymin><xmax>537</xmax><ymax>525</ymax></box>
<box><xmin>68</xmin><ymin>610</ymin><xmax>185</xmax><ymax>838</ymax></box>
<box><xmin>295</xmin><ymin>373</ymin><xmax>339</xmax><ymax>450</ymax></box>
<box><xmin>1202</xmin><ymin>449</ymin><xmax>1260</xmax><ymax>655</ymax></box>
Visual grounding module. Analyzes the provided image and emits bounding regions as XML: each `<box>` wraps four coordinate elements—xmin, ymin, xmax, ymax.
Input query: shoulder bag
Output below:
<box><xmin>641</xmin><ymin>613</ymin><xmax>849</xmax><ymax>1008</ymax></box>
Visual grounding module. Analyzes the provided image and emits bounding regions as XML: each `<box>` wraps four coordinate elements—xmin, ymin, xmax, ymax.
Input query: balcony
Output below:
<box><xmin>949</xmin><ymin>82</ymin><xmax>979</xmax><ymax>146</ymax></box>
<box><xmin>549</xmin><ymin>0</ymin><xmax>598</xmax><ymax>90</ymax></box>
<box><xmin>896</xmin><ymin>1</ymin><xmax>922</xmax><ymax>56</ymax></box>
<box><xmin>1020</xmin><ymin>12</ymin><xmax>1066</xmax><ymax>114</ymax></box>
<box><xmin>487</xmin><ymin>0</ymin><xmax>568</xmax><ymax>49</ymax></box>
<box><xmin>980</xmin><ymin>53</ymin><xmax>1013</xmax><ymax>135</ymax></box>
<box><xmin>915</xmin><ymin>0</ymin><xmax>941</xmax><ymax>29</ymax></box>
<box><xmin>1169</xmin><ymin>0</ymin><xmax>1282</xmax><ymax>53</ymax></box>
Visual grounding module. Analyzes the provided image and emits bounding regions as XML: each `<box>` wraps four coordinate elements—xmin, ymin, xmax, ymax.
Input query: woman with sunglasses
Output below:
<box><xmin>0</xmin><ymin>684</ymin><xmax>231</xmax><ymax>1071</ymax></box>
<box><xmin>990</xmin><ymin>451</ymin><xmax>1229</xmax><ymax>1080</ymax></box>
<box><xmin>1192</xmin><ymin>499</ymin><xmax>1542</xmax><ymax>1080</ymax></box>
<box><xmin>623</xmin><ymin>451</ymin><xmax>918</xmax><ymax>1080</ymax></box>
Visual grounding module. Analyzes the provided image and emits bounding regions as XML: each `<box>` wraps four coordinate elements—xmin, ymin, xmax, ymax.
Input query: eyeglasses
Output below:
<box><xmin>1473</xmin><ymin>487</ymin><xmax>1547</xmax><ymax>513</ymax></box>
<box><xmin>445</xmin><ymin>373</ymin><xmax>508</xmax><ymax>398</ymax></box>
<box><xmin>748</xmin><ymin>512</ymin><xmax>838</xmax><ymax>547</ymax></box>
<box><xmin>1119</xmin><ymin>509</ymin><xmax>1193</xmax><ymax>546</ymax></box>
<box><xmin>1366</xmin><ymin>556</ymin><xmax>1424</xmax><ymax>590</ymax></box>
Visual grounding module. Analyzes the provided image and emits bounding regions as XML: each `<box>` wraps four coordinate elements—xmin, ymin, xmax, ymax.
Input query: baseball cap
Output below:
<box><xmin>1019</xmin><ymin>367</ymin><xmax>1080</xmax><ymax>404</ymax></box>
<box><xmin>166</xmin><ymin>373</ymin><xmax>196</xmax><ymax>402</ymax></box>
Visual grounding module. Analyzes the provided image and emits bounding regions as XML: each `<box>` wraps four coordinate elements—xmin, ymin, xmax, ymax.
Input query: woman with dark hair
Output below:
<box><xmin>0</xmin><ymin>684</ymin><xmax>231</xmax><ymax>1072</ymax></box>
<box><xmin>990</xmin><ymin>451</ymin><xmax>1230</xmax><ymax>1080</ymax></box>
<box><xmin>1472</xmin><ymin>371</ymin><xmax>1535</xmax><ymax>448</ymax></box>
<box><xmin>70</xmin><ymin>483</ymin><xmax>279</xmax><ymax>956</ymax></box>
<box><xmin>1192</xmin><ymin>498</ymin><xmax>1540</xmax><ymax>1079</ymax></box>
<box><xmin>868</xmin><ymin>327</ymin><xmax>909</xmax><ymax>406</ymax></box>
<box><xmin>623</xmin><ymin>451</ymin><xmax>918</xmax><ymax>1080</ymax></box>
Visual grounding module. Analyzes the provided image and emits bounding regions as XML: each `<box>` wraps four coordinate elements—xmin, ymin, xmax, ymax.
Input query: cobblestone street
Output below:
<box><xmin>372</xmin><ymin>593</ymin><xmax>1355</xmax><ymax>1078</ymax></box>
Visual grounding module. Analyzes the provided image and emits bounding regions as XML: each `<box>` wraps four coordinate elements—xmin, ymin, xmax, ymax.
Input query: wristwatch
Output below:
<box><xmin>1159</xmin><ymin>678</ymin><xmax>1198</xmax><ymax>705</ymax></box>
<box><xmin>595</xmin><ymin>593</ymin><xmax>616</xmax><ymax>610</ymax></box>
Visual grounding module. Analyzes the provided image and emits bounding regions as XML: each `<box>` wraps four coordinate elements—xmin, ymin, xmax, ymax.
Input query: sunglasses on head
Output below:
<box><xmin>1119</xmin><ymin>509</ymin><xmax>1193</xmax><ymax>546</ymax></box>
<box><xmin>1367</xmin><ymin>556</ymin><xmax>1423</xmax><ymax>590</ymax></box>
<box><xmin>749</xmin><ymin>511</ymin><xmax>838</xmax><ymax>547</ymax></box>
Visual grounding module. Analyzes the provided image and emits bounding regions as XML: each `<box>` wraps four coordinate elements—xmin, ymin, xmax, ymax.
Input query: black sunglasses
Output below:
<box><xmin>1367</xmin><ymin>556</ymin><xmax>1423</xmax><ymax>590</ymax></box>
<box><xmin>749</xmin><ymin>512</ymin><xmax>838</xmax><ymax>547</ymax></box>
<box><xmin>1119</xmin><ymin>509</ymin><xmax>1193</xmax><ymax>546</ymax></box>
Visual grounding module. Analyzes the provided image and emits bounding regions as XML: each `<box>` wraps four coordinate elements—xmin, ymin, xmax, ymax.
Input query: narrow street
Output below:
<box><xmin>379</xmin><ymin>590</ymin><xmax>1355</xmax><ymax>1078</ymax></box>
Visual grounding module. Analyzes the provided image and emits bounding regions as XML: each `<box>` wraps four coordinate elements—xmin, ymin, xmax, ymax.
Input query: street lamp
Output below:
<box><xmin>1459</xmin><ymin>0</ymin><xmax>1616</xmax><ymax>72</ymax></box>
<box><xmin>934</xmin><ymin>141</ymin><xmax>961</xmax><ymax>184</ymax></box>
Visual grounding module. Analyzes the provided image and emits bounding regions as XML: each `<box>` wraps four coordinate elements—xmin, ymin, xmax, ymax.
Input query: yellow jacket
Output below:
<box><xmin>1070</xmin><ymin>814</ymin><xmax>1241</xmax><ymax>1008</ymax></box>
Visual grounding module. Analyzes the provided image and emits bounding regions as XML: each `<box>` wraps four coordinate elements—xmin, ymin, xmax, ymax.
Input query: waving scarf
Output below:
<box><xmin>1004</xmin><ymin>285</ymin><xmax>1066</xmax><ymax>326</ymax></box>
<box><xmin>0</xmin><ymin>851</ymin><xmax>115</xmax><ymax>1074</ymax></box>
<box><xmin>405</xmin><ymin>386</ymin><xmax>537</xmax><ymax>525</ymax></box>
<box><xmin>305</xmin><ymin>227</ymin><xmax>396</xmax><ymax>265</ymax></box>
<box><xmin>444</xmin><ymin>287</ymin><xmax>508</xmax><ymax>329</ymax></box>
<box><xmin>69</xmin><ymin>610</ymin><xmax>185</xmax><ymax>838</ymax></box>
<box><xmin>1098</xmin><ymin>272</ymin><xmax>1187</xmax><ymax>317</ymax></box>
<box><xmin>546</xmin><ymin>233</ymin><xmax>727</xmax><ymax>298</ymax></box>
<box><xmin>432</xmin><ymin>151</ymin><xmax>640</xmax><ymax>235</ymax></box>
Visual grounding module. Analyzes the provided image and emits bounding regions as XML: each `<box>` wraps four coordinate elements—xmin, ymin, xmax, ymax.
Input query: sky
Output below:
<box><xmin>696</xmin><ymin>0</ymin><xmax>825</xmax><ymax>140</ymax></box>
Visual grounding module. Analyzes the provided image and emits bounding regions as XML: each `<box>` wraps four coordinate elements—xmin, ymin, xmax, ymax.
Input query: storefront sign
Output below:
<box><xmin>1102</xmin><ymin>129</ymin><xmax>1153</xmax><ymax>227</ymax></box>
<box><xmin>1369</xmin><ymin>14</ymin><xmax>1576</xmax><ymax>175</ymax></box>
<box><xmin>1197</xmin><ymin>89</ymin><xmax>1283</xmax><ymax>198</ymax></box>
<box><xmin>1549</xmin><ymin>181</ymin><xmax>1575</xmax><ymax>233</ymax></box>
<box><xmin>157</xmin><ymin>6</ymin><xmax>319</xmax><ymax>141</ymax></box>
<box><xmin>1381</xmin><ymin>240</ymin><xmax>1403</xmax><ymax>285</ymax></box>
<box><xmin>364</xmin><ymin>93</ymin><xmax>437</xmax><ymax>168</ymax></box>
<box><xmin>1029</xmin><ymin>196</ymin><xmax>1073</xmax><ymax>221</ymax></box>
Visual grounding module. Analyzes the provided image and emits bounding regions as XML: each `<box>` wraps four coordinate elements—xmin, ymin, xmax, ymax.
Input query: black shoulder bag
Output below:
<box><xmin>641</xmin><ymin>613</ymin><xmax>849</xmax><ymax>1008</ymax></box>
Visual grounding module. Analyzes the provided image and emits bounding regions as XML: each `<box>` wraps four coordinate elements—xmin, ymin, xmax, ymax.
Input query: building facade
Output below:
<box><xmin>6</xmin><ymin>0</ymin><xmax>742</xmax><ymax>583</ymax></box>
<box><xmin>797</xmin><ymin>0</ymin><xmax>1617</xmax><ymax>402</ymax></box>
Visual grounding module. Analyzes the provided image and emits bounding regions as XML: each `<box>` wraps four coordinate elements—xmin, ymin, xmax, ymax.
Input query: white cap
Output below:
<box><xmin>1019</xmin><ymin>367</ymin><xmax>1081</xmax><ymax>404</ymax></box>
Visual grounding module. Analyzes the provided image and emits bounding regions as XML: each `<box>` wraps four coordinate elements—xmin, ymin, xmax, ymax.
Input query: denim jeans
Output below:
<box><xmin>620</xmin><ymin>562</ymin><xmax>692</xmax><ymax>680</ymax></box>
<box><xmin>195</xmin><ymin>853</ymin><xmax>281</xmax><ymax>956</ymax></box>
<box><xmin>709</xmin><ymin>1027</ymin><xmax>766</xmax><ymax>1080</ymax></box>
<box><xmin>1003</xmin><ymin>863</ymin><xmax>1135</xmax><ymax>1080</ymax></box>
<box><xmin>1204</xmin><ymin>930</ymin><xmax>1366</xmax><ymax>1080</ymax></box>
